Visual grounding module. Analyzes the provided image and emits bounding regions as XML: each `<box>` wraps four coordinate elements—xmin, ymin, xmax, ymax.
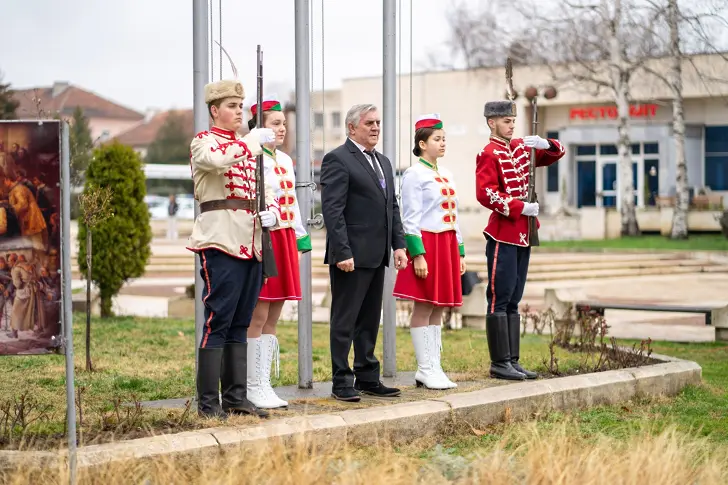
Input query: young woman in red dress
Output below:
<box><xmin>393</xmin><ymin>114</ymin><xmax>466</xmax><ymax>390</ymax></box>
<box><xmin>247</xmin><ymin>95</ymin><xmax>312</xmax><ymax>408</ymax></box>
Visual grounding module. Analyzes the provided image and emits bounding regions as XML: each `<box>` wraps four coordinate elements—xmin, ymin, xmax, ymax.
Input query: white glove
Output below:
<box><xmin>249</xmin><ymin>128</ymin><xmax>276</xmax><ymax>145</ymax></box>
<box><xmin>259</xmin><ymin>210</ymin><xmax>277</xmax><ymax>228</ymax></box>
<box><xmin>523</xmin><ymin>135</ymin><xmax>550</xmax><ymax>150</ymax></box>
<box><xmin>522</xmin><ymin>202</ymin><xmax>539</xmax><ymax>217</ymax></box>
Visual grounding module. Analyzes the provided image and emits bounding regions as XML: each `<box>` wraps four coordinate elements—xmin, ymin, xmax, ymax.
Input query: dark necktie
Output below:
<box><xmin>364</xmin><ymin>150</ymin><xmax>386</xmax><ymax>189</ymax></box>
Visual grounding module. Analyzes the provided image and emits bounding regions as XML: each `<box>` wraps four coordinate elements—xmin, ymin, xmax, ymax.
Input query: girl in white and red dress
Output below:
<box><xmin>247</xmin><ymin>95</ymin><xmax>312</xmax><ymax>408</ymax></box>
<box><xmin>393</xmin><ymin>114</ymin><xmax>466</xmax><ymax>390</ymax></box>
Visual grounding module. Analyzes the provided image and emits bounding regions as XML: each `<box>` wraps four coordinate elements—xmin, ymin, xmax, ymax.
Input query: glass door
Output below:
<box><xmin>577</xmin><ymin>160</ymin><xmax>597</xmax><ymax>207</ymax></box>
<box><xmin>597</xmin><ymin>158</ymin><xmax>643</xmax><ymax>209</ymax></box>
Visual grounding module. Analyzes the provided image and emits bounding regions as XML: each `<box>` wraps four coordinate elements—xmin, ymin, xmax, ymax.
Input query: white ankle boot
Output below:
<box><xmin>246</xmin><ymin>337</ymin><xmax>269</xmax><ymax>407</ymax></box>
<box><xmin>258</xmin><ymin>334</ymin><xmax>288</xmax><ymax>408</ymax></box>
<box><xmin>429</xmin><ymin>325</ymin><xmax>457</xmax><ymax>389</ymax></box>
<box><xmin>411</xmin><ymin>326</ymin><xmax>451</xmax><ymax>389</ymax></box>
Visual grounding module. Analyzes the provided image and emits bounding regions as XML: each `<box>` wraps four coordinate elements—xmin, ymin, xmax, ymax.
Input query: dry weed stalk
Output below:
<box><xmin>530</xmin><ymin>304</ymin><xmax>654</xmax><ymax>376</ymax></box>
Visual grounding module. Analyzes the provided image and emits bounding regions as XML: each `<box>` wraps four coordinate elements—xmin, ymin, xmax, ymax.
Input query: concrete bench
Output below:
<box><xmin>544</xmin><ymin>287</ymin><xmax>728</xmax><ymax>341</ymax></box>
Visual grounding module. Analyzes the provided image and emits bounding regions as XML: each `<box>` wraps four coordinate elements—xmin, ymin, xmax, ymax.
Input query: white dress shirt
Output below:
<box><xmin>348</xmin><ymin>137</ymin><xmax>386</xmax><ymax>185</ymax></box>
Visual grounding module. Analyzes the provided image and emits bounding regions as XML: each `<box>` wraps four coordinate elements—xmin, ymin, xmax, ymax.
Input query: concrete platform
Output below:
<box><xmin>139</xmin><ymin>371</ymin><xmax>445</xmax><ymax>409</ymax></box>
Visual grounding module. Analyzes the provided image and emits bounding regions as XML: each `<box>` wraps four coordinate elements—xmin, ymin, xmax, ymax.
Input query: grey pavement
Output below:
<box><xmin>139</xmin><ymin>371</ymin><xmax>480</xmax><ymax>409</ymax></box>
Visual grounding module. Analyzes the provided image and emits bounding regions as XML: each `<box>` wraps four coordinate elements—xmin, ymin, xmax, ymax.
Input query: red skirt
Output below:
<box><xmin>259</xmin><ymin>227</ymin><xmax>302</xmax><ymax>301</ymax></box>
<box><xmin>393</xmin><ymin>230</ymin><xmax>462</xmax><ymax>307</ymax></box>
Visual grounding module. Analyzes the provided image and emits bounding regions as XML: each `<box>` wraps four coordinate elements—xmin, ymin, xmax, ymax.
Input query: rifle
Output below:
<box><xmin>528</xmin><ymin>96</ymin><xmax>540</xmax><ymax>247</ymax></box>
<box><xmin>256</xmin><ymin>44</ymin><xmax>278</xmax><ymax>278</ymax></box>
<box><xmin>505</xmin><ymin>56</ymin><xmax>540</xmax><ymax>246</ymax></box>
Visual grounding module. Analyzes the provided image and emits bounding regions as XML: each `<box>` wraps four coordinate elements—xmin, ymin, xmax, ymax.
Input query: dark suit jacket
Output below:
<box><xmin>320</xmin><ymin>138</ymin><xmax>406</xmax><ymax>269</ymax></box>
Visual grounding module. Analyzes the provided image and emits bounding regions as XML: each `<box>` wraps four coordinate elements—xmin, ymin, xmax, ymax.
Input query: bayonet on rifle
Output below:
<box><xmin>505</xmin><ymin>57</ymin><xmax>539</xmax><ymax>246</ymax></box>
<box><xmin>256</xmin><ymin>45</ymin><xmax>278</xmax><ymax>277</ymax></box>
<box><xmin>528</xmin><ymin>96</ymin><xmax>540</xmax><ymax>247</ymax></box>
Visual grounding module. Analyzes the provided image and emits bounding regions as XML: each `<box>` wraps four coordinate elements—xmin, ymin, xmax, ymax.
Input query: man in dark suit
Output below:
<box><xmin>320</xmin><ymin>104</ymin><xmax>408</xmax><ymax>402</ymax></box>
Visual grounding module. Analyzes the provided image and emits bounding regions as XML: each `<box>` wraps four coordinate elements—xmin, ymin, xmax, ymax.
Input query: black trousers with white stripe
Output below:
<box><xmin>485</xmin><ymin>236</ymin><xmax>531</xmax><ymax>315</ymax></box>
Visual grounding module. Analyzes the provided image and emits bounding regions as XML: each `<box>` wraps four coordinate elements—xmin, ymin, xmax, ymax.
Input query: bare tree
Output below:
<box><xmin>668</xmin><ymin>0</ymin><xmax>689</xmax><ymax>239</ymax></box>
<box><xmin>78</xmin><ymin>185</ymin><xmax>114</xmax><ymax>372</ymax></box>
<box><xmin>639</xmin><ymin>0</ymin><xmax>728</xmax><ymax>239</ymax></box>
<box><xmin>531</xmin><ymin>0</ymin><xmax>669</xmax><ymax>236</ymax></box>
<box><xmin>447</xmin><ymin>0</ymin><xmax>728</xmax><ymax>238</ymax></box>
<box><xmin>444</xmin><ymin>0</ymin><xmax>534</xmax><ymax>68</ymax></box>
<box><xmin>447</xmin><ymin>0</ymin><xmax>662</xmax><ymax>235</ymax></box>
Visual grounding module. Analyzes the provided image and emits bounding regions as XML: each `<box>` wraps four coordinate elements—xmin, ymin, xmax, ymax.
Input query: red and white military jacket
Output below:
<box><xmin>475</xmin><ymin>135</ymin><xmax>565</xmax><ymax>247</ymax></box>
<box><xmin>187</xmin><ymin>126</ymin><xmax>280</xmax><ymax>260</ymax></box>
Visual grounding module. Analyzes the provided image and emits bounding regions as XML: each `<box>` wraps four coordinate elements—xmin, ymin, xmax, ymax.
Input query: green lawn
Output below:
<box><xmin>4</xmin><ymin>316</ymin><xmax>728</xmax><ymax>483</ymax></box>
<box><xmin>412</xmin><ymin>339</ymin><xmax>728</xmax><ymax>461</ymax></box>
<box><xmin>540</xmin><ymin>234</ymin><xmax>728</xmax><ymax>251</ymax></box>
<box><xmin>2</xmin><ymin>313</ymin><xmax>723</xmax><ymax>456</ymax></box>
<box><xmin>0</xmin><ymin>314</ymin><xmax>592</xmax><ymax>449</ymax></box>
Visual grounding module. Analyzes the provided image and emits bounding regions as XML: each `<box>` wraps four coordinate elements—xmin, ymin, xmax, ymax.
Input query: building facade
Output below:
<box><xmin>307</xmin><ymin>54</ymin><xmax>728</xmax><ymax>218</ymax></box>
<box><xmin>115</xmin><ymin>108</ymin><xmax>194</xmax><ymax>159</ymax></box>
<box><xmin>12</xmin><ymin>81</ymin><xmax>144</xmax><ymax>141</ymax></box>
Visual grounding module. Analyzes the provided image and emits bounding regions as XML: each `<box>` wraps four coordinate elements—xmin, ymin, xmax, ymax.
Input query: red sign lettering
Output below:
<box><xmin>569</xmin><ymin>104</ymin><xmax>658</xmax><ymax>120</ymax></box>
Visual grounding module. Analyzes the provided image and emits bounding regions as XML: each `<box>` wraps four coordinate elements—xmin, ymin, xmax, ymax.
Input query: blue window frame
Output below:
<box><xmin>704</xmin><ymin>126</ymin><xmax>728</xmax><ymax>190</ymax></box>
<box><xmin>546</xmin><ymin>131</ymin><xmax>559</xmax><ymax>192</ymax></box>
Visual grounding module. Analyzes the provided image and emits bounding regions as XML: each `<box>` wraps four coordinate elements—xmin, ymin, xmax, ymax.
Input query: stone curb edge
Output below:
<box><xmin>0</xmin><ymin>355</ymin><xmax>702</xmax><ymax>470</ymax></box>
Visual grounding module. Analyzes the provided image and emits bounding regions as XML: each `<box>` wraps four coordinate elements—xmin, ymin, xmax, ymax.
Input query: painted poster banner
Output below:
<box><xmin>0</xmin><ymin>120</ymin><xmax>62</xmax><ymax>355</ymax></box>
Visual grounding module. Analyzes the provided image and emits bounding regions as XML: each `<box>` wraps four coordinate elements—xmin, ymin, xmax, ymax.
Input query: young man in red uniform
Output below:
<box><xmin>475</xmin><ymin>100</ymin><xmax>565</xmax><ymax>381</ymax></box>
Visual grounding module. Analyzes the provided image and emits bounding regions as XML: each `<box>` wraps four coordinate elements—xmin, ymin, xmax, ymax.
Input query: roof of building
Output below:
<box><xmin>12</xmin><ymin>82</ymin><xmax>144</xmax><ymax>121</ymax></box>
<box><xmin>115</xmin><ymin>109</ymin><xmax>194</xmax><ymax>147</ymax></box>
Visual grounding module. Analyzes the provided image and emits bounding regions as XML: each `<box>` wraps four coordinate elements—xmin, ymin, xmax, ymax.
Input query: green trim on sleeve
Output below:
<box><xmin>405</xmin><ymin>234</ymin><xmax>426</xmax><ymax>257</ymax></box>
<box><xmin>459</xmin><ymin>243</ymin><xmax>465</xmax><ymax>258</ymax></box>
<box><xmin>296</xmin><ymin>234</ymin><xmax>312</xmax><ymax>253</ymax></box>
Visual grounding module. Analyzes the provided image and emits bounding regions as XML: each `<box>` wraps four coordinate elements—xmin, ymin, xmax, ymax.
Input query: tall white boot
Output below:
<box><xmin>259</xmin><ymin>334</ymin><xmax>288</xmax><ymax>408</ymax></box>
<box><xmin>246</xmin><ymin>337</ymin><xmax>270</xmax><ymax>407</ymax></box>
<box><xmin>429</xmin><ymin>325</ymin><xmax>457</xmax><ymax>389</ymax></box>
<box><xmin>410</xmin><ymin>326</ymin><xmax>450</xmax><ymax>389</ymax></box>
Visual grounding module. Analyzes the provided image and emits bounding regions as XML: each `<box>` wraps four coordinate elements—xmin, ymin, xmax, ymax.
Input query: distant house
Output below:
<box><xmin>12</xmin><ymin>81</ymin><xmax>144</xmax><ymax>141</ymax></box>
<box><xmin>115</xmin><ymin>109</ymin><xmax>194</xmax><ymax>159</ymax></box>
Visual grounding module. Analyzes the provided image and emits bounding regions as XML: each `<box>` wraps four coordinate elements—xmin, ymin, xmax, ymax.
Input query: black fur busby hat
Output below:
<box><xmin>483</xmin><ymin>100</ymin><xmax>517</xmax><ymax>118</ymax></box>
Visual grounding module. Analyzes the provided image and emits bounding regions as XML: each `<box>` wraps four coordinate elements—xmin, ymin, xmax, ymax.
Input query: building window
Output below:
<box><xmin>576</xmin><ymin>145</ymin><xmax>596</xmax><ymax>156</ymax></box>
<box><xmin>573</xmin><ymin>142</ymin><xmax>659</xmax><ymax>208</ymax></box>
<box><xmin>546</xmin><ymin>131</ymin><xmax>559</xmax><ymax>192</ymax></box>
<box><xmin>314</xmin><ymin>112</ymin><xmax>324</xmax><ymax>129</ymax></box>
<box><xmin>705</xmin><ymin>126</ymin><xmax>728</xmax><ymax>191</ymax></box>
<box><xmin>331</xmin><ymin>112</ymin><xmax>341</xmax><ymax>128</ymax></box>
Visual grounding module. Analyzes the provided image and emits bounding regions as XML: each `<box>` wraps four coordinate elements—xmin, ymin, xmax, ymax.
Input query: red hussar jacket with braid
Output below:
<box><xmin>475</xmin><ymin>135</ymin><xmax>565</xmax><ymax>247</ymax></box>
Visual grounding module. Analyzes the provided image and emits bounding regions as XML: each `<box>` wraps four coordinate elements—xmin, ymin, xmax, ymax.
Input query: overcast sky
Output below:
<box><xmin>2</xmin><ymin>0</ymin><xmax>478</xmax><ymax>114</ymax></box>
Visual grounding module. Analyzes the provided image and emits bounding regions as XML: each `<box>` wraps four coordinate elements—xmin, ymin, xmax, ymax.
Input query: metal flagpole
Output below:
<box><xmin>382</xmin><ymin>0</ymin><xmax>397</xmax><ymax>377</ymax></box>
<box><xmin>61</xmin><ymin>121</ymin><xmax>77</xmax><ymax>485</ymax></box>
<box><xmin>192</xmin><ymin>0</ymin><xmax>209</xmax><ymax>368</ymax></box>
<box><xmin>295</xmin><ymin>0</ymin><xmax>314</xmax><ymax>388</ymax></box>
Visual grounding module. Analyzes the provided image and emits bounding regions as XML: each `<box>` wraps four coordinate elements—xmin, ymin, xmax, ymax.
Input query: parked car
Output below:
<box><xmin>146</xmin><ymin>194</ymin><xmax>195</xmax><ymax>220</ymax></box>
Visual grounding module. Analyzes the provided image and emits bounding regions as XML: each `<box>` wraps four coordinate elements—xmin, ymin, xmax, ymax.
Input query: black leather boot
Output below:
<box><xmin>507</xmin><ymin>314</ymin><xmax>538</xmax><ymax>379</ymax></box>
<box><xmin>197</xmin><ymin>348</ymin><xmax>227</xmax><ymax>419</ymax></box>
<box><xmin>486</xmin><ymin>313</ymin><xmax>526</xmax><ymax>380</ymax></box>
<box><xmin>221</xmin><ymin>342</ymin><xmax>269</xmax><ymax>418</ymax></box>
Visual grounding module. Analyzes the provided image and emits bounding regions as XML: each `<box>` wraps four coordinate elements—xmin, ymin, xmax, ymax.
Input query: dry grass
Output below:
<box><xmin>2</xmin><ymin>422</ymin><xmax>726</xmax><ymax>484</ymax></box>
